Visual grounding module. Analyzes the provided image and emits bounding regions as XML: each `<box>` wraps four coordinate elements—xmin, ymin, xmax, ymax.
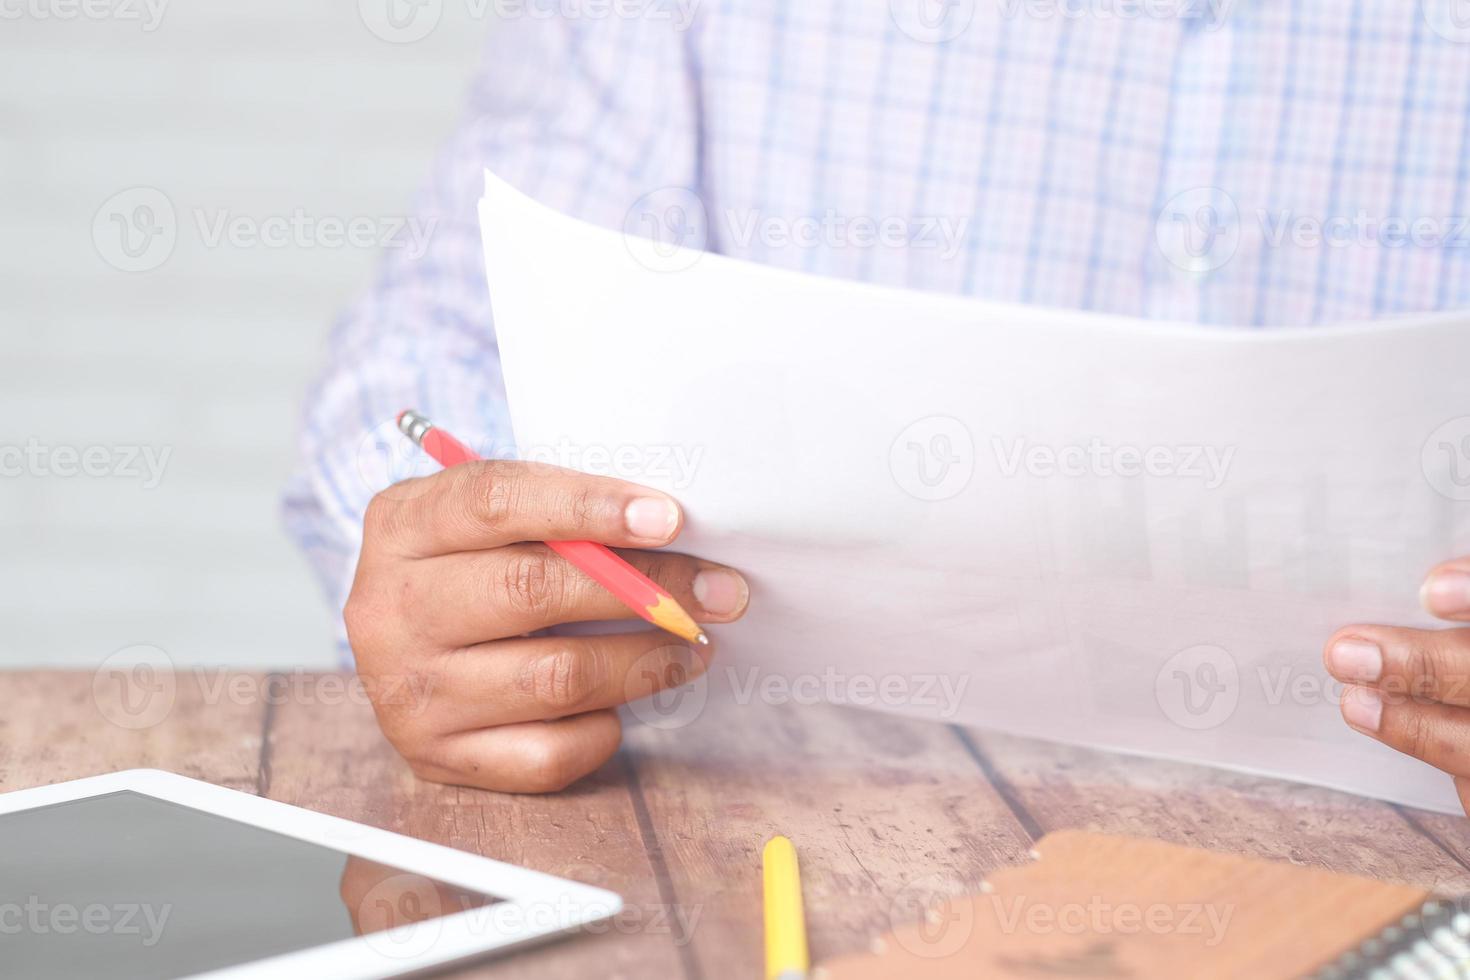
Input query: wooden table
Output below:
<box><xmin>5</xmin><ymin>671</ymin><xmax>1470</xmax><ymax>978</ymax></box>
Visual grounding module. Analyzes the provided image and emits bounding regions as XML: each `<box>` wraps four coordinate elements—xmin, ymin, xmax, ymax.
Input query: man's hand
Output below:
<box><xmin>344</xmin><ymin>461</ymin><xmax>749</xmax><ymax>793</ymax></box>
<box><xmin>1325</xmin><ymin>559</ymin><xmax>1470</xmax><ymax>811</ymax></box>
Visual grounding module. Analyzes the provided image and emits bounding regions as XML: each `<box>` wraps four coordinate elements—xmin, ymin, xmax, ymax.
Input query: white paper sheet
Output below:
<box><xmin>478</xmin><ymin>171</ymin><xmax>1470</xmax><ymax>813</ymax></box>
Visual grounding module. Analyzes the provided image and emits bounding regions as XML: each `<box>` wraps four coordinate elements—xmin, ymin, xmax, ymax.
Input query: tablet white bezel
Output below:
<box><xmin>0</xmin><ymin>769</ymin><xmax>623</xmax><ymax>979</ymax></box>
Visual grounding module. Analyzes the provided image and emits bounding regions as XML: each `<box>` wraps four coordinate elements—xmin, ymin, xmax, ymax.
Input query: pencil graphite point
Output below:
<box><xmin>696</xmin><ymin>632</ymin><xmax>710</xmax><ymax>646</ymax></box>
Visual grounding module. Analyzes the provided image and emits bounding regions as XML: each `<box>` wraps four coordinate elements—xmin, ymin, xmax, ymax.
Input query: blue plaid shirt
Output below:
<box><xmin>288</xmin><ymin>0</ymin><xmax>1470</xmax><ymax>634</ymax></box>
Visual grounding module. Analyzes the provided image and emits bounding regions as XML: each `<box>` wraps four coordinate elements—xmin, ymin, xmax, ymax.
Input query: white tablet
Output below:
<box><xmin>0</xmin><ymin>769</ymin><xmax>622</xmax><ymax>979</ymax></box>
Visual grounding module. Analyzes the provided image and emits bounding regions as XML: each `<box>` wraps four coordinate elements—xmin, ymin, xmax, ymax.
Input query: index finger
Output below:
<box><xmin>367</xmin><ymin>460</ymin><xmax>683</xmax><ymax>558</ymax></box>
<box><xmin>1325</xmin><ymin>625</ymin><xmax>1470</xmax><ymax>708</ymax></box>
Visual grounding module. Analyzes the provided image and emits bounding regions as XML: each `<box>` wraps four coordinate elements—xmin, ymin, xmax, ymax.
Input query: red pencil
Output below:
<box><xmin>396</xmin><ymin>410</ymin><xmax>708</xmax><ymax>646</ymax></box>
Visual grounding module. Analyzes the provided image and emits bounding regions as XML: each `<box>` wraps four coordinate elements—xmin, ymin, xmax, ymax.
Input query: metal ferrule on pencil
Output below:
<box><xmin>397</xmin><ymin>409</ymin><xmax>433</xmax><ymax>447</ymax></box>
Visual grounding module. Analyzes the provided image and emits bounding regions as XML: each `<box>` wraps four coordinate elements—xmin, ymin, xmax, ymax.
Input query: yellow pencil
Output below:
<box><xmin>763</xmin><ymin>835</ymin><xmax>809</xmax><ymax>980</ymax></box>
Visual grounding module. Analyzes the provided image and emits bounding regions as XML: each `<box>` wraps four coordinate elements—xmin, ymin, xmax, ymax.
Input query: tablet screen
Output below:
<box><xmin>0</xmin><ymin>791</ymin><xmax>502</xmax><ymax>979</ymax></box>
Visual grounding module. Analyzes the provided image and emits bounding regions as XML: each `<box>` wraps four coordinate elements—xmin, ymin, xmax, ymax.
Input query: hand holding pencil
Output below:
<box><xmin>341</xmin><ymin>411</ymin><xmax>750</xmax><ymax>794</ymax></box>
<box><xmin>396</xmin><ymin>411</ymin><xmax>709</xmax><ymax>645</ymax></box>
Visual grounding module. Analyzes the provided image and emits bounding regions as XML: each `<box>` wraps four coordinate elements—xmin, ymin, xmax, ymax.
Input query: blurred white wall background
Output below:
<box><xmin>0</xmin><ymin>3</ymin><xmax>486</xmax><ymax>667</ymax></box>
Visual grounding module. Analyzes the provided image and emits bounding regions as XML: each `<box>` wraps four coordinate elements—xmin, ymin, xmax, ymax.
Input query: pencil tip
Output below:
<box><xmin>695</xmin><ymin>632</ymin><xmax>710</xmax><ymax>646</ymax></box>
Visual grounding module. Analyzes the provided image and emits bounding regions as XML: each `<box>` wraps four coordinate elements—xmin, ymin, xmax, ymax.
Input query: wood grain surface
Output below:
<box><xmin>3</xmin><ymin>671</ymin><xmax>1470</xmax><ymax>978</ymax></box>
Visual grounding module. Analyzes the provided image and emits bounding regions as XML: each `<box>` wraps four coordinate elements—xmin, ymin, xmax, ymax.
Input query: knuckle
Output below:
<box><xmin>513</xmin><ymin>736</ymin><xmax>583</xmax><ymax>794</ymax></box>
<box><xmin>342</xmin><ymin>586</ymin><xmax>388</xmax><ymax>657</ymax></box>
<box><xmin>406</xmin><ymin>756</ymin><xmax>453</xmax><ymax>786</ymax></box>
<box><xmin>1407</xmin><ymin>635</ymin><xmax>1463</xmax><ymax>697</ymax></box>
<box><xmin>1431</xmin><ymin>632</ymin><xmax>1470</xmax><ymax>699</ymax></box>
<box><xmin>467</xmin><ymin>462</ymin><xmax>522</xmax><ymax>535</ymax></box>
<box><xmin>497</xmin><ymin>549</ymin><xmax>561</xmax><ymax>619</ymax></box>
<box><xmin>560</xmin><ymin>483</ymin><xmax>605</xmax><ymax>532</ymax></box>
<box><xmin>378</xmin><ymin>715</ymin><xmax>431</xmax><ymax>765</ymax></box>
<box><xmin>378</xmin><ymin>696</ymin><xmax>434</xmax><ymax>746</ymax></box>
<box><xmin>638</xmin><ymin>551</ymin><xmax>696</xmax><ymax>592</ymax></box>
<box><xmin>520</xmin><ymin>647</ymin><xmax>608</xmax><ymax>715</ymax></box>
<box><xmin>405</xmin><ymin>736</ymin><xmax>481</xmax><ymax>787</ymax></box>
<box><xmin>343</xmin><ymin>569</ymin><xmax>423</xmax><ymax>657</ymax></box>
<box><xmin>1405</xmin><ymin>639</ymin><xmax>1439</xmax><ymax>688</ymax></box>
<box><xmin>1401</xmin><ymin>707</ymin><xmax>1435</xmax><ymax>761</ymax></box>
<box><xmin>363</xmin><ymin>492</ymin><xmax>404</xmax><ymax>543</ymax></box>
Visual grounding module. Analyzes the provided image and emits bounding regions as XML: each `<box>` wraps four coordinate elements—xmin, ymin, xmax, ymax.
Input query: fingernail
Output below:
<box><xmin>625</xmin><ymin>497</ymin><xmax>678</xmax><ymax>541</ymax></box>
<box><xmin>692</xmin><ymin>568</ymin><xmax>748</xmax><ymax>617</ymax></box>
<box><xmin>1326</xmin><ymin>638</ymin><xmax>1383</xmax><ymax>683</ymax></box>
<box><xmin>1421</xmin><ymin>570</ymin><xmax>1470</xmax><ymax>618</ymax></box>
<box><xmin>1342</xmin><ymin>686</ymin><xmax>1384</xmax><ymax>734</ymax></box>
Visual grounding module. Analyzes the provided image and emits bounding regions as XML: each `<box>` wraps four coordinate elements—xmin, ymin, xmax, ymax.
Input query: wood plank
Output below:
<box><xmin>965</xmin><ymin>729</ymin><xmax>1470</xmax><ymax>893</ymax></box>
<box><xmin>622</xmin><ymin>694</ymin><xmax>1038</xmax><ymax>977</ymax></box>
<box><xmin>0</xmin><ymin>670</ymin><xmax>265</xmax><ymax>793</ymax></box>
<box><xmin>260</xmin><ymin>672</ymin><xmax>687</xmax><ymax>980</ymax></box>
<box><xmin>1385</xmin><ymin>805</ymin><xmax>1470</xmax><ymax>893</ymax></box>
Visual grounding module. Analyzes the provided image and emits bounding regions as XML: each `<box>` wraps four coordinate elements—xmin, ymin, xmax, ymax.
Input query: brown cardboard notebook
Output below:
<box><xmin>818</xmin><ymin>831</ymin><xmax>1429</xmax><ymax>980</ymax></box>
